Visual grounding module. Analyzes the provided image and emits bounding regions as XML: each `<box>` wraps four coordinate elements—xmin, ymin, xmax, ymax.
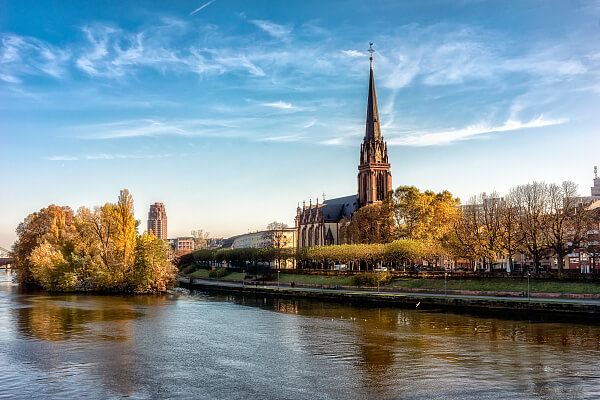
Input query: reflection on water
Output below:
<box><xmin>1</xmin><ymin>270</ymin><xmax>599</xmax><ymax>399</ymax></box>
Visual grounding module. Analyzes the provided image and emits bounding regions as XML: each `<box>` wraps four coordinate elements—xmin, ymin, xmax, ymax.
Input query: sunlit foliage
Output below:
<box><xmin>13</xmin><ymin>190</ymin><xmax>176</xmax><ymax>293</ymax></box>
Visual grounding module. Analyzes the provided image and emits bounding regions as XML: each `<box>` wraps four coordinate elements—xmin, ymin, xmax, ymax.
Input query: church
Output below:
<box><xmin>295</xmin><ymin>47</ymin><xmax>393</xmax><ymax>248</ymax></box>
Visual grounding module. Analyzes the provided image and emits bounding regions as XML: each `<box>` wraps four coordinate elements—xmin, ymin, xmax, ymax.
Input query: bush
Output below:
<box><xmin>351</xmin><ymin>271</ymin><xmax>391</xmax><ymax>286</ymax></box>
<box><xmin>209</xmin><ymin>267</ymin><xmax>229</xmax><ymax>279</ymax></box>
<box><xmin>180</xmin><ymin>264</ymin><xmax>200</xmax><ymax>275</ymax></box>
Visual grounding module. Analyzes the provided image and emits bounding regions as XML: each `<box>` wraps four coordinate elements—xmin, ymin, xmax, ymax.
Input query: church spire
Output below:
<box><xmin>358</xmin><ymin>42</ymin><xmax>392</xmax><ymax>207</ymax></box>
<box><xmin>365</xmin><ymin>42</ymin><xmax>381</xmax><ymax>141</ymax></box>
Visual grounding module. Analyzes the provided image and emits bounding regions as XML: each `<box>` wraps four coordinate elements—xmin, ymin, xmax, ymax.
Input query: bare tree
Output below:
<box><xmin>511</xmin><ymin>182</ymin><xmax>550</xmax><ymax>274</ymax></box>
<box><xmin>191</xmin><ymin>229</ymin><xmax>210</xmax><ymax>250</ymax></box>
<box><xmin>543</xmin><ymin>181</ymin><xmax>591</xmax><ymax>273</ymax></box>
<box><xmin>479</xmin><ymin>192</ymin><xmax>504</xmax><ymax>271</ymax></box>
<box><xmin>453</xmin><ymin>196</ymin><xmax>485</xmax><ymax>271</ymax></box>
<box><xmin>266</xmin><ymin>221</ymin><xmax>289</xmax><ymax>231</ymax></box>
<box><xmin>498</xmin><ymin>193</ymin><xmax>523</xmax><ymax>273</ymax></box>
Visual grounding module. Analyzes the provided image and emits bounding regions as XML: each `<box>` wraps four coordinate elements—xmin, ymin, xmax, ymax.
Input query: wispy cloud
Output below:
<box><xmin>250</xmin><ymin>19</ymin><xmax>292</xmax><ymax>40</ymax></box>
<box><xmin>46</xmin><ymin>153</ymin><xmax>184</xmax><ymax>161</ymax></box>
<box><xmin>78</xmin><ymin>119</ymin><xmax>187</xmax><ymax>139</ymax></box>
<box><xmin>341</xmin><ymin>50</ymin><xmax>364</xmax><ymax>58</ymax></box>
<box><xmin>261</xmin><ymin>100</ymin><xmax>293</xmax><ymax>109</ymax></box>
<box><xmin>0</xmin><ymin>33</ymin><xmax>69</xmax><ymax>83</ymax></box>
<box><xmin>258</xmin><ymin>134</ymin><xmax>304</xmax><ymax>142</ymax></box>
<box><xmin>75</xmin><ymin>117</ymin><xmax>255</xmax><ymax>140</ymax></box>
<box><xmin>190</xmin><ymin>0</ymin><xmax>217</xmax><ymax>16</ymax></box>
<box><xmin>387</xmin><ymin>115</ymin><xmax>568</xmax><ymax>146</ymax></box>
<box><xmin>46</xmin><ymin>155</ymin><xmax>78</xmax><ymax>161</ymax></box>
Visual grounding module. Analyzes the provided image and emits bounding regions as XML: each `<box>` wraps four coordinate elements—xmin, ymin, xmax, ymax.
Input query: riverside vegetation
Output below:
<box><xmin>179</xmin><ymin>181</ymin><xmax>600</xmax><ymax>294</ymax></box>
<box><xmin>12</xmin><ymin>189</ymin><xmax>176</xmax><ymax>293</ymax></box>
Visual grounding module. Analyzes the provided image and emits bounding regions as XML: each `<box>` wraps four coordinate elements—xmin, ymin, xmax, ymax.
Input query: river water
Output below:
<box><xmin>1</xmin><ymin>270</ymin><xmax>599</xmax><ymax>399</ymax></box>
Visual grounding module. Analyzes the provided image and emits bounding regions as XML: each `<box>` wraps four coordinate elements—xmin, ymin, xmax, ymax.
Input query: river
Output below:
<box><xmin>1</xmin><ymin>270</ymin><xmax>599</xmax><ymax>399</ymax></box>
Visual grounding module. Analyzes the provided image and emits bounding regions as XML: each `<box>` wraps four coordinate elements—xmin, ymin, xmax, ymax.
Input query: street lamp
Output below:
<box><xmin>444</xmin><ymin>271</ymin><xmax>448</xmax><ymax>297</ymax></box>
<box><xmin>527</xmin><ymin>272</ymin><xmax>530</xmax><ymax>301</ymax></box>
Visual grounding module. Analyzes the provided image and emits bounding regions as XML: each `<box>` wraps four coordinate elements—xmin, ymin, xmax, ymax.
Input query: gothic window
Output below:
<box><xmin>308</xmin><ymin>226</ymin><xmax>314</xmax><ymax>247</ymax></box>
<box><xmin>315</xmin><ymin>226</ymin><xmax>320</xmax><ymax>246</ymax></box>
<box><xmin>302</xmin><ymin>226</ymin><xmax>307</xmax><ymax>248</ymax></box>
<box><xmin>377</xmin><ymin>172</ymin><xmax>385</xmax><ymax>201</ymax></box>
<box><xmin>325</xmin><ymin>228</ymin><xmax>334</xmax><ymax>245</ymax></box>
<box><xmin>362</xmin><ymin>174</ymin><xmax>368</xmax><ymax>202</ymax></box>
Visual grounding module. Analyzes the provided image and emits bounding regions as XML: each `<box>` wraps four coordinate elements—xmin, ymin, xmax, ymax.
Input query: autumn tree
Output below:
<box><xmin>12</xmin><ymin>190</ymin><xmax>174</xmax><ymax>293</ymax></box>
<box><xmin>393</xmin><ymin>186</ymin><xmax>460</xmax><ymax>242</ymax></box>
<box><xmin>12</xmin><ymin>205</ymin><xmax>75</xmax><ymax>287</ymax></box>
<box><xmin>344</xmin><ymin>198</ymin><xmax>395</xmax><ymax>244</ymax></box>
<box><xmin>134</xmin><ymin>233</ymin><xmax>177</xmax><ymax>293</ymax></box>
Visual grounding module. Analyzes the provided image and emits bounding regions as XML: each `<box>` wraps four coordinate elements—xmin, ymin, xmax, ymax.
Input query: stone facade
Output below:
<box><xmin>231</xmin><ymin>229</ymin><xmax>297</xmax><ymax>250</ymax></box>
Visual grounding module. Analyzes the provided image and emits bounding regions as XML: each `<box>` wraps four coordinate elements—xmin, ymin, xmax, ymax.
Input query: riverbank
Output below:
<box><xmin>179</xmin><ymin>276</ymin><xmax>600</xmax><ymax>317</ymax></box>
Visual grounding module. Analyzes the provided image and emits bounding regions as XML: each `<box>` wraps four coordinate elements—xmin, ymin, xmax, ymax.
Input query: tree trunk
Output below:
<box><xmin>556</xmin><ymin>252</ymin><xmax>565</xmax><ymax>274</ymax></box>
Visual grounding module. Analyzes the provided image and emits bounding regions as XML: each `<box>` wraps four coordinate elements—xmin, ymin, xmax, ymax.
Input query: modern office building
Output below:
<box><xmin>147</xmin><ymin>202</ymin><xmax>168</xmax><ymax>240</ymax></box>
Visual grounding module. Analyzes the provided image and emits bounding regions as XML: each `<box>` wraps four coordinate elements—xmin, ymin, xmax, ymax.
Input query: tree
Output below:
<box><xmin>344</xmin><ymin>198</ymin><xmax>395</xmax><ymax>244</ymax></box>
<box><xmin>510</xmin><ymin>182</ymin><xmax>551</xmax><ymax>273</ymax></box>
<box><xmin>12</xmin><ymin>190</ymin><xmax>174</xmax><ymax>293</ymax></box>
<box><xmin>393</xmin><ymin>186</ymin><xmax>460</xmax><ymax>242</ymax></box>
<box><xmin>266</xmin><ymin>221</ymin><xmax>289</xmax><ymax>231</ymax></box>
<box><xmin>12</xmin><ymin>205</ymin><xmax>75</xmax><ymax>287</ymax></box>
<box><xmin>498</xmin><ymin>192</ymin><xmax>523</xmax><ymax>273</ymax></box>
<box><xmin>134</xmin><ymin>233</ymin><xmax>177</xmax><ymax>293</ymax></box>
<box><xmin>543</xmin><ymin>181</ymin><xmax>592</xmax><ymax>274</ymax></box>
<box><xmin>191</xmin><ymin>229</ymin><xmax>210</xmax><ymax>250</ymax></box>
<box><xmin>453</xmin><ymin>197</ymin><xmax>485</xmax><ymax>270</ymax></box>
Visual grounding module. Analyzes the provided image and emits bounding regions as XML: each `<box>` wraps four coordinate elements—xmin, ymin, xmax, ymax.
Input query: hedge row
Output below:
<box><xmin>178</xmin><ymin>239</ymin><xmax>441</xmax><ymax>268</ymax></box>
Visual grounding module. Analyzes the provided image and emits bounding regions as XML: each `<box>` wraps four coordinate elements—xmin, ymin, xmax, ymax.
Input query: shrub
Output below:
<box><xmin>209</xmin><ymin>267</ymin><xmax>229</xmax><ymax>279</ymax></box>
<box><xmin>351</xmin><ymin>271</ymin><xmax>391</xmax><ymax>286</ymax></box>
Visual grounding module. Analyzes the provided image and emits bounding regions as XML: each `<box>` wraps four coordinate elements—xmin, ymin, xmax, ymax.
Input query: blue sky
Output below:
<box><xmin>2</xmin><ymin>0</ymin><xmax>600</xmax><ymax>245</ymax></box>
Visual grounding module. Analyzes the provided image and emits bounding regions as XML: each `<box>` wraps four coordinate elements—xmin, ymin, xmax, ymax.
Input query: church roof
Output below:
<box><xmin>322</xmin><ymin>194</ymin><xmax>358</xmax><ymax>222</ymax></box>
<box><xmin>364</xmin><ymin>59</ymin><xmax>381</xmax><ymax>141</ymax></box>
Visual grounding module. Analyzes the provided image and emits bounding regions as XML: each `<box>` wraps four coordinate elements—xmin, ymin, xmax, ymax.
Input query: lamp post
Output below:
<box><xmin>444</xmin><ymin>271</ymin><xmax>448</xmax><ymax>297</ymax></box>
<box><xmin>277</xmin><ymin>270</ymin><xmax>280</xmax><ymax>290</ymax></box>
<box><xmin>527</xmin><ymin>272</ymin><xmax>530</xmax><ymax>301</ymax></box>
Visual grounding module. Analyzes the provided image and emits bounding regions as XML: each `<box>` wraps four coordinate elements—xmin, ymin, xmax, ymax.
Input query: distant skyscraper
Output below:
<box><xmin>147</xmin><ymin>202</ymin><xmax>167</xmax><ymax>240</ymax></box>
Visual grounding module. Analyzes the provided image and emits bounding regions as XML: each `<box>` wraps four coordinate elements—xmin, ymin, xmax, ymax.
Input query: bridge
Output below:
<box><xmin>0</xmin><ymin>246</ymin><xmax>13</xmax><ymax>268</ymax></box>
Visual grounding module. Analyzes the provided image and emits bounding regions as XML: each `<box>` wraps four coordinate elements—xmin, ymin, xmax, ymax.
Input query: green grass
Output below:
<box><xmin>221</xmin><ymin>272</ymin><xmax>245</xmax><ymax>281</ymax></box>
<box><xmin>277</xmin><ymin>273</ymin><xmax>354</xmax><ymax>286</ymax></box>
<box><xmin>189</xmin><ymin>269</ymin><xmax>210</xmax><ymax>279</ymax></box>
<box><xmin>387</xmin><ymin>278</ymin><xmax>600</xmax><ymax>294</ymax></box>
<box><xmin>187</xmin><ymin>269</ymin><xmax>600</xmax><ymax>294</ymax></box>
<box><xmin>188</xmin><ymin>269</ymin><xmax>245</xmax><ymax>281</ymax></box>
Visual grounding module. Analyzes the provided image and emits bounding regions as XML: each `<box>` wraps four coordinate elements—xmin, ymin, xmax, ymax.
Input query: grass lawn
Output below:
<box><xmin>189</xmin><ymin>269</ymin><xmax>210</xmax><ymax>279</ymax></box>
<box><xmin>388</xmin><ymin>278</ymin><xmax>600</xmax><ymax>294</ymax></box>
<box><xmin>221</xmin><ymin>272</ymin><xmax>245</xmax><ymax>281</ymax></box>
<box><xmin>188</xmin><ymin>269</ymin><xmax>246</xmax><ymax>281</ymax></box>
<box><xmin>277</xmin><ymin>273</ymin><xmax>354</xmax><ymax>286</ymax></box>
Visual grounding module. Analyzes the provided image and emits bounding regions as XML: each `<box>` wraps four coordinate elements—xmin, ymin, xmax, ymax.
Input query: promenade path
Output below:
<box><xmin>180</xmin><ymin>277</ymin><xmax>600</xmax><ymax>313</ymax></box>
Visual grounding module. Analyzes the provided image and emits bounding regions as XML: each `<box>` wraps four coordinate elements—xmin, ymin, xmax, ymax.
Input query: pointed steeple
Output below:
<box><xmin>358</xmin><ymin>42</ymin><xmax>392</xmax><ymax>207</ymax></box>
<box><xmin>365</xmin><ymin>42</ymin><xmax>381</xmax><ymax>141</ymax></box>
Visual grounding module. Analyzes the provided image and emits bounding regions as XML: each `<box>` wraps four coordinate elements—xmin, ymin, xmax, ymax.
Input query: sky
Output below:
<box><xmin>1</xmin><ymin>0</ymin><xmax>600</xmax><ymax>246</ymax></box>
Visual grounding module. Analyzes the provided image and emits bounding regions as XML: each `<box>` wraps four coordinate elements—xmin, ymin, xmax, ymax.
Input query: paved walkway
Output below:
<box><xmin>182</xmin><ymin>277</ymin><xmax>600</xmax><ymax>307</ymax></box>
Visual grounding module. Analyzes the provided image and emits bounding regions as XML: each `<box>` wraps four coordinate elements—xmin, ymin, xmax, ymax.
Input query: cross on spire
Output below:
<box><xmin>364</xmin><ymin>42</ymin><xmax>381</xmax><ymax>140</ymax></box>
<box><xmin>368</xmin><ymin>42</ymin><xmax>375</xmax><ymax>67</ymax></box>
